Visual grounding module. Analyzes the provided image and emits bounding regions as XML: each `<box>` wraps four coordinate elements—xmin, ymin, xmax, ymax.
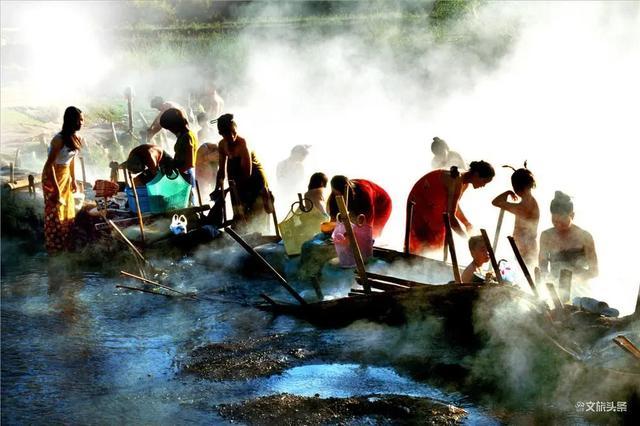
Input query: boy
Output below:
<box><xmin>462</xmin><ymin>236</ymin><xmax>491</xmax><ymax>283</ymax></box>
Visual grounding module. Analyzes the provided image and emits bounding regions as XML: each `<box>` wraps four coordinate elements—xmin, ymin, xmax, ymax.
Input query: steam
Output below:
<box><xmin>2</xmin><ymin>1</ymin><xmax>639</xmax><ymax>313</ymax></box>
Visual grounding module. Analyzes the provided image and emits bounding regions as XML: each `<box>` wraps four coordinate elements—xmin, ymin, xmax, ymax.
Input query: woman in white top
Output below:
<box><xmin>303</xmin><ymin>172</ymin><xmax>328</xmax><ymax>216</ymax></box>
<box><xmin>41</xmin><ymin>106</ymin><xmax>83</xmax><ymax>253</ymax></box>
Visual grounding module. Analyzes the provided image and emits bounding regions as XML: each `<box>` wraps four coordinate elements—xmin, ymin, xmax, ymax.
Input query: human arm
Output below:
<box><xmin>215</xmin><ymin>141</ymin><xmax>227</xmax><ymax>191</ymax></box>
<box><xmin>70</xmin><ymin>157</ymin><xmax>78</xmax><ymax>193</ymax></box>
<box><xmin>492</xmin><ymin>190</ymin><xmax>530</xmax><ymax>217</ymax></box>
<box><xmin>580</xmin><ymin>231</ymin><xmax>599</xmax><ymax>280</ymax></box>
<box><xmin>446</xmin><ymin>176</ymin><xmax>466</xmax><ymax>238</ymax></box>
<box><xmin>461</xmin><ymin>262</ymin><xmax>476</xmax><ymax>283</ymax></box>
<box><xmin>538</xmin><ymin>231</ymin><xmax>550</xmax><ymax>275</ymax></box>
<box><xmin>43</xmin><ymin>137</ymin><xmax>64</xmax><ymax>202</ymax></box>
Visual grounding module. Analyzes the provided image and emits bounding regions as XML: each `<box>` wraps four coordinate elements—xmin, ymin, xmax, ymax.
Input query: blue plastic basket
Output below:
<box><xmin>125</xmin><ymin>186</ymin><xmax>151</xmax><ymax>214</ymax></box>
<box><xmin>146</xmin><ymin>173</ymin><xmax>191</xmax><ymax>214</ymax></box>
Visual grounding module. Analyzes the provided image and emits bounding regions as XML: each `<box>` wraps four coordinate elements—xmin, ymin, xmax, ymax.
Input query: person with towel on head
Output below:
<box><xmin>407</xmin><ymin>161</ymin><xmax>495</xmax><ymax>254</ymax></box>
<box><xmin>326</xmin><ymin>175</ymin><xmax>392</xmax><ymax>239</ymax></box>
<box><xmin>539</xmin><ymin>191</ymin><xmax>598</xmax><ymax>282</ymax></box>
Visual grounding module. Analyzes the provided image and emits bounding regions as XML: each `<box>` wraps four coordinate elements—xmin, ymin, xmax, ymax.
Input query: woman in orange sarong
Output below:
<box><xmin>42</xmin><ymin>106</ymin><xmax>84</xmax><ymax>253</ymax></box>
<box><xmin>407</xmin><ymin>161</ymin><xmax>495</xmax><ymax>254</ymax></box>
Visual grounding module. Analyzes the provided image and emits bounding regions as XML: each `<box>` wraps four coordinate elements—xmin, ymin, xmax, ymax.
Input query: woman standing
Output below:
<box><xmin>159</xmin><ymin>108</ymin><xmax>198</xmax><ymax>187</ymax></box>
<box><xmin>407</xmin><ymin>161</ymin><xmax>495</xmax><ymax>254</ymax></box>
<box><xmin>214</xmin><ymin>114</ymin><xmax>269</xmax><ymax>227</ymax></box>
<box><xmin>42</xmin><ymin>106</ymin><xmax>84</xmax><ymax>253</ymax></box>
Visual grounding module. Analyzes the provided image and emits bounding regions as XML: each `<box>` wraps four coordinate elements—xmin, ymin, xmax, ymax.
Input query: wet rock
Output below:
<box><xmin>217</xmin><ymin>393</ymin><xmax>467</xmax><ymax>425</ymax></box>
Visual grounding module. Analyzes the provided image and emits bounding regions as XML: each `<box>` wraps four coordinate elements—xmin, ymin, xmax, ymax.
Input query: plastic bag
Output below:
<box><xmin>170</xmin><ymin>214</ymin><xmax>188</xmax><ymax>235</ymax></box>
<box><xmin>332</xmin><ymin>214</ymin><xmax>374</xmax><ymax>267</ymax></box>
<box><xmin>278</xmin><ymin>198</ymin><xmax>329</xmax><ymax>255</ymax></box>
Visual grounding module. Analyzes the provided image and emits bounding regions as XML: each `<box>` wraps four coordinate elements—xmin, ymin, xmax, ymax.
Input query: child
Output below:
<box><xmin>491</xmin><ymin>163</ymin><xmax>539</xmax><ymax>268</ymax></box>
<box><xmin>303</xmin><ymin>172</ymin><xmax>328</xmax><ymax>216</ymax></box>
<box><xmin>461</xmin><ymin>236</ymin><xmax>491</xmax><ymax>283</ymax></box>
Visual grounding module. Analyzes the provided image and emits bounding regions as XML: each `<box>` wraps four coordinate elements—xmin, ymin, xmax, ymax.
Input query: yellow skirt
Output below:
<box><xmin>42</xmin><ymin>164</ymin><xmax>75</xmax><ymax>253</ymax></box>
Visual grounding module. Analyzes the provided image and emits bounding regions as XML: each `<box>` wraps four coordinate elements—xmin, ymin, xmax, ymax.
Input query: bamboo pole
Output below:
<box><xmin>195</xmin><ymin>179</ymin><xmax>203</xmax><ymax>207</ymax></box>
<box><xmin>225</xmin><ymin>226</ymin><xmax>307</xmax><ymax>305</ymax></box>
<box><xmin>612</xmin><ymin>335</ymin><xmax>640</xmax><ymax>360</ymax></box>
<box><xmin>492</xmin><ymin>208</ymin><xmax>505</xmax><ymax>252</ymax></box>
<box><xmin>404</xmin><ymin>201</ymin><xmax>415</xmax><ymax>256</ymax></box>
<box><xmin>127</xmin><ymin>170</ymin><xmax>145</xmax><ymax>244</ymax></box>
<box><xmin>546</xmin><ymin>282</ymin><xmax>565</xmax><ymax>316</ymax></box>
<box><xmin>116</xmin><ymin>284</ymin><xmax>172</xmax><ymax>298</ymax></box>
<box><xmin>507</xmin><ymin>236</ymin><xmax>538</xmax><ymax>297</ymax></box>
<box><xmin>480</xmin><ymin>228</ymin><xmax>503</xmax><ymax>284</ymax></box>
<box><xmin>120</xmin><ymin>270</ymin><xmax>194</xmax><ymax>298</ymax></box>
<box><xmin>443</xmin><ymin>212</ymin><xmax>461</xmax><ymax>284</ymax></box>
<box><xmin>79</xmin><ymin>156</ymin><xmax>87</xmax><ymax>192</ymax></box>
<box><xmin>335</xmin><ymin>195</ymin><xmax>371</xmax><ymax>293</ymax></box>
<box><xmin>9</xmin><ymin>162</ymin><xmax>14</xmax><ymax>183</ymax></box>
<box><xmin>106</xmin><ymin>219</ymin><xmax>147</xmax><ymax>264</ymax></box>
<box><xmin>14</xmin><ymin>148</ymin><xmax>21</xmax><ymax>168</ymax></box>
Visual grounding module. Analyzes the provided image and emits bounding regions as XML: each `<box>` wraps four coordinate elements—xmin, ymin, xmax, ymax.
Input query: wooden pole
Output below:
<box><xmin>443</xmin><ymin>240</ymin><xmax>449</xmax><ymax>262</ymax></box>
<box><xmin>404</xmin><ymin>200</ymin><xmax>415</xmax><ymax>256</ymax></box>
<box><xmin>195</xmin><ymin>179</ymin><xmax>203</xmax><ymax>207</ymax></box>
<box><xmin>106</xmin><ymin>219</ymin><xmax>147</xmax><ymax>264</ymax></box>
<box><xmin>534</xmin><ymin>267</ymin><xmax>541</xmax><ymax>287</ymax></box>
<box><xmin>507</xmin><ymin>236</ymin><xmax>538</xmax><ymax>297</ymax></box>
<box><xmin>14</xmin><ymin>148</ymin><xmax>20</xmax><ymax>168</ymax></box>
<box><xmin>9</xmin><ymin>162</ymin><xmax>14</xmax><ymax>183</ymax></box>
<box><xmin>443</xmin><ymin>212</ymin><xmax>462</xmax><ymax>284</ymax></box>
<box><xmin>612</xmin><ymin>335</ymin><xmax>640</xmax><ymax>360</ymax></box>
<box><xmin>120</xmin><ymin>270</ymin><xmax>194</xmax><ymax>298</ymax></box>
<box><xmin>336</xmin><ymin>195</ymin><xmax>371</xmax><ymax>293</ymax></box>
<box><xmin>492</xmin><ymin>208</ymin><xmax>505</xmax><ymax>252</ymax></box>
<box><xmin>634</xmin><ymin>283</ymin><xmax>640</xmax><ymax>319</ymax></box>
<box><xmin>225</xmin><ymin>226</ymin><xmax>307</xmax><ymax>305</ymax></box>
<box><xmin>79</xmin><ymin>156</ymin><xmax>87</xmax><ymax>192</ymax></box>
<box><xmin>559</xmin><ymin>269</ymin><xmax>572</xmax><ymax>303</ymax></box>
<box><xmin>127</xmin><ymin>170</ymin><xmax>145</xmax><ymax>244</ymax></box>
<box><xmin>268</xmin><ymin>189</ymin><xmax>280</xmax><ymax>239</ymax></box>
<box><xmin>546</xmin><ymin>282</ymin><xmax>565</xmax><ymax>315</ymax></box>
<box><xmin>126</xmin><ymin>87</ymin><xmax>134</xmax><ymax>135</ymax></box>
<box><xmin>28</xmin><ymin>175</ymin><xmax>36</xmax><ymax>197</ymax></box>
<box><xmin>480</xmin><ymin>228</ymin><xmax>503</xmax><ymax>284</ymax></box>
<box><xmin>116</xmin><ymin>285</ymin><xmax>172</xmax><ymax>298</ymax></box>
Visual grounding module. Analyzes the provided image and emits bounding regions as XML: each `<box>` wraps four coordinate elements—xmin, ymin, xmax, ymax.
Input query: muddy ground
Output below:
<box><xmin>217</xmin><ymin>393</ymin><xmax>467</xmax><ymax>425</ymax></box>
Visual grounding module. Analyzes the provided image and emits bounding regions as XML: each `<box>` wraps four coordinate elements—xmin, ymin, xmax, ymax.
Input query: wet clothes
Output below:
<box><xmin>327</xmin><ymin>179</ymin><xmax>392</xmax><ymax>238</ymax></box>
<box><xmin>407</xmin><ymin>169</ymin><xmax>450</xmax><ymax>253</ymax></box>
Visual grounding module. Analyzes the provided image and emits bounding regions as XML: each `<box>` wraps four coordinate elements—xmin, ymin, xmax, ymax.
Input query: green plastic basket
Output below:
<box><xmin>145</xmin><ymin>172</ymin><xmax>191</xmax><ymax>213</ymax></box>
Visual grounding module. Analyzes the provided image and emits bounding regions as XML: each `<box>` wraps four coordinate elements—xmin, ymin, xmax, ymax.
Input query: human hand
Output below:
<box><xmin>71</xmin><ymin>181</ymin><xmax>78</xmax><ymax>193</ymax></box>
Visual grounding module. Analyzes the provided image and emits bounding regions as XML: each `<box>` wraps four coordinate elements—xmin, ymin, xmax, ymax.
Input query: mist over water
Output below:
<box><xmin>2</xmin><ymin>1</ymin><xmax>639</xmax><ymax>313</ymax></box>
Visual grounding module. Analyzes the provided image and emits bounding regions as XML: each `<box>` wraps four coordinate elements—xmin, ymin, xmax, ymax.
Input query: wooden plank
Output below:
<box><xmin>335</xmin><ymin>195</ymin><xmax>370</xmax><ymax>293</ymax></box>
<box><xmin>559</xmin><ymin>269</ymin><xmax>572</xmax><ymax>303</ymax></box>
<box><xmin>492</xmin><ymin>208</ymin><xmax>505</xmax><ymax>252</ymax></box>
<box><xmin>613</xmin><ymin>335</ymin><xmax>640</xmax><ymax>360</ymax></box>
<box><xmin>363</xmin><ymin>272</ymin><xmax>424</xmax><ymax>288</ymax></box>
<box><xmin>404</xmin><ymin>200</ymin><xmax>415</xmax><ymax>256</ymax></box>
<box><xmin>355</xmin><ymin>277</ymin><xmax>410</xmax><ymax>292</ymax></box>
<box><xmin>546</xmin><ymin>282</ymin><xmax>565</xmax><ymax>317</ymax></box>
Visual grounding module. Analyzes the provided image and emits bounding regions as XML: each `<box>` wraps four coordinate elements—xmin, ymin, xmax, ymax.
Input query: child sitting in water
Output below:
<box><xmin>461</xmin><ymin>236</ymin><xmax>492</xmax><ymax>283</ymax></box>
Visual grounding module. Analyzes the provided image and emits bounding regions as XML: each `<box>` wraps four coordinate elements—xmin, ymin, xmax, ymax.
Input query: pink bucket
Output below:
<box><xmin>332</xmin><ymin>215</ymin><xmax>374</xmax><ymax>267</ymax></box>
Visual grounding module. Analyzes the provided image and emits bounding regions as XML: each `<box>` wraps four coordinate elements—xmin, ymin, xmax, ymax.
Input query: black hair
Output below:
<box><xmin>160</xmin><ymin>108</ymin><xmax>188</xmax><ymax>133</ymax></box>
<box><xmin>308</xmin><ymin>172</ymin><xmax>328</xmax><ymax>190</ymax></box>
<box><xmin>503</xmin><ymin>161</ymin><xmax>535</xmax><ymax>194</ymax></box>
<box><xmin>550</xmin><ymin>191</ymin><xmax>573</xmax><ymax>215</ymax></box>
<box><xmin>468</xmin><ymin>160</ymin><xmax>495</xmax><ymax>179</ymax></box>
<box><xmin>61</xmin><ymin>106</ymin><xmax>83</xmax><ymax>150</ymax></box>
<box><xmin>216</xmin><ymin>113</ymin><xmax>235</xmax><ymax>135</ymax></box>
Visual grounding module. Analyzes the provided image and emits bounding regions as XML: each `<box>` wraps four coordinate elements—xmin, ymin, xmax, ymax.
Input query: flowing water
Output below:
<box><xmin>1</xmin><ymin>239</ymin><xmax>503</xmax><ymax>424</ymax></box>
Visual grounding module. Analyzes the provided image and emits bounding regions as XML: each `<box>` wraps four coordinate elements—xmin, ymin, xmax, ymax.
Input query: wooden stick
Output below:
<box><xmin>260</xmin><ymin>293</ymin><xmax>278</xmax><ymax>306</ymax></box>
<box><xmin>126</xmin><ymin>87</ymin><xmax>133</xmax><ymax>134</ymax></box>
<box><xmin>268</xmin><ymin>190</ymin><xmax>280</xmax><ymax>239</ymax></box>
<box><xmin>138</xmin><ymin>111</ymin><xmax>149</xmax><ymax>127</ymax></box>
<box><xmin>480</xmin><ymin>228</ymin><xmax>503</xmax><ymax>284</ymax></box>
<box><xmin>404</xmin><ymin>200</ymin><xmax>415</xmax><ymax>256</ymax></box>
<box><xmin>355</xmin><ymin>277</ymin><xmax>410</xmax><ymax>292</ymax></box>
<box><xmin>195</xmin><ymin>179</ymin><xmax>203</xmax><ymax>207</ymax></box>
<box><xmin>612</xmin><ymin>335</ymin><xmax>640</xmax><ymax>360</ymax></box>
<box><xmin>492</xmin><ymin>208</ymin><xmax>505</xmax><ymax>252</ymax></box>
<box><xmin>9</xmin><ymin>162</ymin><xmax>14</xmax><ymax>183</ymax></box>
<box><xmin>127</xmin><ymin>170</ymin><xmax>145</xmax><ymax>244</ymax></box>
<box><xmin>225</xmin><ymin>226</ymin><xmax>307</xmax><ymax>305</ymax></box>
<box><xmin>507</xmin><ymin>236</ymin><xmax>538</xmax><ymax>297</ymax></box>
<box><xmin>106</xmin><ymin>219</ymin><xmax>147</xmax><ymax>264</ymax></box>
<box><xmin>79</xmin><ymin>156</ymin><xmax>87</xmax><ymax>192</ymax></box>
<box><xmin>443</xmin><ymin>212</ymin><xmax>461</xmax><ymax>284</ymax></box>
<box><xmin>336</xmin><ymin>195</ymin><xmax>370</xmax><ymax>294</ymax></box>
<box><xmin>364</xmin><ymin>272</ymin><xmax>424</xmax><ymax>288</ymax></box>
<box><xmin>111</xmin><ymin>122</ymin><xmax>119</xmax><ymax>145</ymax></box>
<box><xmin>559</xmin><ymin>269</ymin><xmax>572</xmax><ymax>303</ymax></box>
<box><xmin>443</xmin><ymin>240</ymin><xmax>449</xmax><ymax>263</ymax></box>
<box><xmin>546</xmin><ymin>282</ymin><xmax>565</xmax><ymax>315</ymax></box>
<box><xmin>120</xmin><ymin>270</ymin><xmax>194</xmax><ymax>298</ymax></box>
<box><xmin>635</xmin><ymin>283</ymin><xmax>640</xmax><ymax>319</ymax></box>
<box><xmin>116</xmin><ymin>284</ymin><xmax>172</xmax><ymax>298</ymax></box>
<box><xmin>14</xmin><ymin>148</ymin><xmax>20</xmax><ymax>168</ymax></box>
<box><xmin>534</xmin><ymin>267</ymin><xmax>541</xmax><ymax>287</ymax></box>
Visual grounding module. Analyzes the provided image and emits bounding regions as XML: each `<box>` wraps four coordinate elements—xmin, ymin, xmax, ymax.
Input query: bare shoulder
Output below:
<box><xmin>540</xmin><ymin>227</ymin><xmax>554</xmax><ymax>241</ymax></box>
<box><xmin>574</xmin><ymin>225</ymin><xmax>594</xmax><ymax>243</ymax></box>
